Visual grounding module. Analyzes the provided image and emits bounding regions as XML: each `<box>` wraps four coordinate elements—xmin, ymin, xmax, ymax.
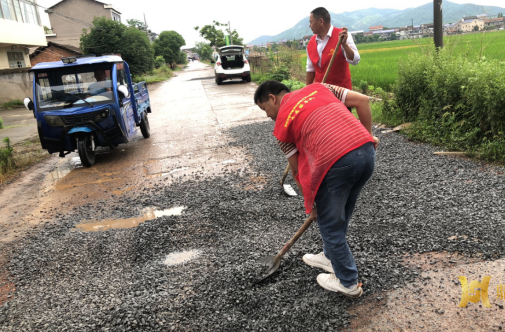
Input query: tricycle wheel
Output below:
<box><xmin>77</xmin><ymin>136</ymin><xmax>95</xmax><ymax>167</ymax></box>
<box><xmin>140</xmin><ymin>113</ymin><xmax>150</xmax><ymax>138</ymax></box>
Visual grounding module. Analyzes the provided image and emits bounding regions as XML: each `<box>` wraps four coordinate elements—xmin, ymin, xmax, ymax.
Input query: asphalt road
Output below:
<box><xmin>0</xmin><ymin>61</ymin><xmax>504</xmax><ymax>331</ymax></box>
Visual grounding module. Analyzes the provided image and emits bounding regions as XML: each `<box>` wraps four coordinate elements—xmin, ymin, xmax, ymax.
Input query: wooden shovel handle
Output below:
<box><xmin>275</xmin><ymin>216</ymin><xmax>314</xmax><ymax>260</ymax></box>
<box><xmin>322</xmin><ymin>28</ymin><xmax>346</xmax><ymax>84</ymax></box>
<box><xmin>280</xmin><ymin>163</ymin><xmax>291</xmax><ymax>185</ymax></box>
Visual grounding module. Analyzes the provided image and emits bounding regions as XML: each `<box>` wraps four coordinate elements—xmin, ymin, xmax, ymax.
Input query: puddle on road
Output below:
<box><xmin>76</xmin><ymin>206</ymin><xmax>186</xmax><ymax>232</ymax></box>
<box><xmin>163</xmin><ymin>250</ymin><xmax>201</xmax><ymax>266</ymax></box>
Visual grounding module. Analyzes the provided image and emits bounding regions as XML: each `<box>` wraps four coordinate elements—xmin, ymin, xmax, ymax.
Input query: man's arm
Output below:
<box><xmin>339</xmin><ymin>30</ymin><xmax>361</xmax><ymax>65</ymax></box>
<box><xmin>306</xmin><ymin>72</ymin><xmax>315</xmax><ymax>85</ymax></box>
<box><xmin>287</xmin><ymin>152</ymin><xmax>303</xmax><ymax>195</ymax></box>
<box><xmin>306</xmin><ymin>48</ymin><xmax>315</xmax><ymax>85</ymax></box>
<box><xmin>344</xmin><ymin>90</ymin><xmax>380</xmax><ymax>148</ymax></box>
<box><xmin>343</xmin><ymin>90</ymin><xmax>372</xmax><ymax>135</ymax></box>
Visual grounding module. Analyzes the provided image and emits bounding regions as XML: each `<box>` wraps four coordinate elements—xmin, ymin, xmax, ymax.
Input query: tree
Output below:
<box><xmin>194</xmin><ymin>21</ymin><xmax>244</xmax><ymax>47</ymax></box>
<box><xmin>498</xmin><ymin>12</ymin><xmax>503</xmax><ymax>18</ymax></box>
<box><xmin>153</xmin><ymin>31</ymin><xmax>186</xmax><ymax>68</ymax></box>
<box><xmin>127</xmin><ymin>19</ymin><xmax>158</xmax><ymax>42</ymax></box>
<box><xmin>80</xmin><ymin>17</ymin><xmax>154</xmax><ymax>76</ymax></box>
<box><xmin>474</xmin><ymin>25</ymin><xmax>479</xmax><ymax>31</ymax></box>
<box><xmin>194</xmin><ymin>42</ymin><xmax>213</xmax><ymax>61</ymax></box>
<box><xmin>390</xmin><ymin>33</ymin><xmax>398</xmax><ymax>41</ymax></box>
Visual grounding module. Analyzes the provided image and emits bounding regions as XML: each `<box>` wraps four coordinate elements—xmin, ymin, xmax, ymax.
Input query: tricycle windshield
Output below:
<box><xmin>34</xmin><ymin>64</ymin><xmax>115</xmax><ymax>111</ymax></box>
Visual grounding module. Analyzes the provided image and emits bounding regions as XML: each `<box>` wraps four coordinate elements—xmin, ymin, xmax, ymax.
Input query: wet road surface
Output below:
<box><xmin>0</xmin><ymin>61</ymin><xmax>504</xmax><ymax>331</ymax></box>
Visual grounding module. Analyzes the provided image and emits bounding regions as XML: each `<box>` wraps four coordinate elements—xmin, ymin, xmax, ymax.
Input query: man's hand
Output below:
<box><xmin>373</xmin><ymin>136</ymin><xmax>380</xmax><ymax>149</ymax></box>
<box><xmin>338</xmin><ymin>27</ymin><xmax>348</xmax><ymax>44</ymax></box>
<box><xmin>309</xmin><ymin>206</ymin><xmax>317</xmax><ymax>221</ymax></box>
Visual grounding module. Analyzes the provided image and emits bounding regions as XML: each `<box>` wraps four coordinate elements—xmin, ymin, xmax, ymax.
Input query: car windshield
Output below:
<box><xmin>35</xmin><ymin>65</ymin><xmax>114</xmax><ymax>111</ymax></box>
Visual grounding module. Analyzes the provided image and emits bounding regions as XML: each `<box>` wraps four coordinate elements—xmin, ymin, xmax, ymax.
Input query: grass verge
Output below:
<box><xmin>0</xmin><ymin>100</ymin><xmax>24</xmax><ymax>110</ymax></box>
<box><xmin>0</xmin><ymin>136</ymin><xmax>49</xmax><ymax>185</ymax></box>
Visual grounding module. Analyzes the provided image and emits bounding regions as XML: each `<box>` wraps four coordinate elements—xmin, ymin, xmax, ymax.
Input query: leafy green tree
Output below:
<box><xmin>473</xmin><ymin>25</ymin><xmax>479</xmax><ymax>31</ymax></box>
<box><xmin>194</xmin><ymin>21</ymin><xmax>244</xmax><ymax>47</ymax></box>
<box><xmin>194</xmin><ymin>42</ymin><xmax>213</xmax><ymax>61</ymax></box>
<box><xmin>80</xmin><ymin>17</ymin><xmax>154</xmax><ymax>76</ymax></box>
<box><xmin>153</xmin><ymin>31</ymin><xmax>186</xmax><ymax>68</ymax></box>
<box><xmin>390</xmin><ymin>33</ymin><xmax>398</xmax><ymax>41</ymax></box>
<box><xmin>498</xmin><ymin>12</ymin><xmax>503</xmax><ymax>18</ymax></box>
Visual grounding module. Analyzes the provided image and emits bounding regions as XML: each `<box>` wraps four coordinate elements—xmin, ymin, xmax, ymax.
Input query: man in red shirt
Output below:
<box><xmin>306</xmin><ymin>7</ymin><xmax>360</xmax><ymax>89</ymax></box>
<box><xmin>255</xmin><ymin>80</ymin><xmax>378</xmax><ymax>298</ymax></box>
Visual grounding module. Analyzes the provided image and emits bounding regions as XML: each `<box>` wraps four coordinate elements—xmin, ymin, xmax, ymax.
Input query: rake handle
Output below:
<box><xmin>280</xmin><ymin>163</ymin><xmax>291</xmax><ymax>185</ymax></box>
<box><xmin>275</xmin><ymin>216</ymin><xmax>314</xmax><ymax>260</ymax></box>
<box><xmin>322</xmin><ymin>28</ymin><xmax>346</xmax><ymax>84</ymax></box>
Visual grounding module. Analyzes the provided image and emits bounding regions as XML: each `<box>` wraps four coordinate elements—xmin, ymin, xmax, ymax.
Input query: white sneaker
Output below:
<box><xmin>302</xmin><ymin>252</ymin><xmax>333</xmax><ymax>273</ymax></box>
<box><xmin>317</xmin><ymin>273</ymin><xmax>363</xmax><ymax>298</ymax></box>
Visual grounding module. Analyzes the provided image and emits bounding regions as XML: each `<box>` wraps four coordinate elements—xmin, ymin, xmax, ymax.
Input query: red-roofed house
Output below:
<box><xmin>369</xmin><ymin>25</ymin><xmax>383</xmax><ymax>31</ymax></box>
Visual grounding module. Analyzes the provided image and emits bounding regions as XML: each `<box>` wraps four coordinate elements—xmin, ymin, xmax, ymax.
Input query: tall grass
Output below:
<box><xmin>300</xmin><ymin>30</ymin><xmax>505</xmax><ymax>92</ymax></box>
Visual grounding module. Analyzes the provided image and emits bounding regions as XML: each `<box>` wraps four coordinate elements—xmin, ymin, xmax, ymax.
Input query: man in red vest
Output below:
<box><xmin>306</xmin><ymin>7</ymin><xmax>360</xmax><ymax>90</ymax></box>
<box><xmin>255</xmin><ymin>80</ymin><xmax>378</xmax><ymax>298</ymax></box>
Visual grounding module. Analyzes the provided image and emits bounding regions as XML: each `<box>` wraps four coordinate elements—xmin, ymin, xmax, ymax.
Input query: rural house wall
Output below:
<box><xmin>47</xmin><ymin>0</ymin><xmax>114</xmax><ymax>48</ymax></box>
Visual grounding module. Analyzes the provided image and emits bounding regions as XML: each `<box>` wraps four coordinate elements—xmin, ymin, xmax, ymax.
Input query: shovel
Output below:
<box><xmin>254</xmin><ymin>216</ymin><xmax>314</xmax><ymax>283</ymax></box>
<box><xmin>279</xmin><ymin>30</ymin><xmax>346</xmax><ymax>196</ymax></box>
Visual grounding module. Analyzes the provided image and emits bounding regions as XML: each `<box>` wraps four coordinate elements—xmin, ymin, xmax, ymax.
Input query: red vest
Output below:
<box><xmin>307</xmin><ymin>27</ymin><xmax>352</xmax><ymax>89</ymax></box>
<box><xmin>273</xmin><ymin>83</ymin><xmax>372</xmax><ymax>213</ymax></box>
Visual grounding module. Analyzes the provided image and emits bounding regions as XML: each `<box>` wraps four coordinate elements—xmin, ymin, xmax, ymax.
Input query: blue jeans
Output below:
<box><xmin>314</xmin><ymin>142</ymin><xmax>375</xmax><ymax>287</ymax></box>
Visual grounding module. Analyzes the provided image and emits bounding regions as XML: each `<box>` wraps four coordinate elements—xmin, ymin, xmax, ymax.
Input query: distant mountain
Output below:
<box><xmin>247</xmin><ymin>1</ymin><xmax>505</xmax><ymax>45</ymax></box>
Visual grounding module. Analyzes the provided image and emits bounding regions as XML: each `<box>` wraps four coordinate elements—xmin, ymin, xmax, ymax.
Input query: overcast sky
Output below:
<box><xmin>37</xmin><ymin>0</ymin><xmax>505</xmax><ymax>47</ymax></box>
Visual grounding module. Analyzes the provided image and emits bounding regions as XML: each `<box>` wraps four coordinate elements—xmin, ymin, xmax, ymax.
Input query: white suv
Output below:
<box><xmin>213</xmin><ymin>45</ymin><xmax>251</xmax><ymax>85</ymax></box>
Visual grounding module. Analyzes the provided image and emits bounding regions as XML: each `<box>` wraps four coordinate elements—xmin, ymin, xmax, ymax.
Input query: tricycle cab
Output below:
<box><xmin>26</xmin><ymin>55</ymin><xmax>151</xmax><ymax>167</ymax></box>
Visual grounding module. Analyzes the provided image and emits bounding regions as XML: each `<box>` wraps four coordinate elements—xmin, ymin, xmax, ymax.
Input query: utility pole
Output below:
<box><xmin>144</xmin><ymin>14</ymin><xmax>149</xmax><ymax>40</ymax></box>
<box><xmin>228</xmin><ymin>21</ymin><xmax>233</xmax><ymax>44</ymax></box>
<box><xmin>434</xmin><ymin>0</ymin><xmax>443</xmax><ymax>49</ymax></box>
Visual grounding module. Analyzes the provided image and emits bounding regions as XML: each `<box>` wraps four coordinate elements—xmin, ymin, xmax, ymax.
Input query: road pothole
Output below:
<box><xmin>163</xmin><ymin>250</ymin><xmax>201</xmax><ymax>266</ymax></box>
<box><xmin>75</xmin><ymin>206</ymin><xmax>186</xmax><ymax>232</ymax></box>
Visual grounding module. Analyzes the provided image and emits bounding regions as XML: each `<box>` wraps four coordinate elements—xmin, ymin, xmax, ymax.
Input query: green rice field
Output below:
<box><xmin>300</xmin><ymin>30</ymin><xmax>505</xmax><ymax>91</ymax></box>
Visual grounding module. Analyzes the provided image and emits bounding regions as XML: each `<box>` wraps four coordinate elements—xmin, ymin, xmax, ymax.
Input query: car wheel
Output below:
<box><xmin>140</xmin><ymin>113</ymin><xmax>150</xmax><ymax>139</ymax></box>
<box><xmin>77</xmin><ymin>136</ymin><xmax>96</xmax><ymax>167</ymax></box>
<box><xmin>245</xmin><ymin>74</ymin><xmax>251</xmax><ymax>83</ymax></box>
<box><xmin>216</xmin><ymin>78</ymin><xmax>222</xmax><ymax>85</ymax></box>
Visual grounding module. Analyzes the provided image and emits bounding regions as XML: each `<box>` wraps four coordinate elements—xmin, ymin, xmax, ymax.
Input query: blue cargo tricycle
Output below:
<box><xmin>24</xmin><ymin>55</ymin><xmax>151</xmax><ymax>167</ymax></box>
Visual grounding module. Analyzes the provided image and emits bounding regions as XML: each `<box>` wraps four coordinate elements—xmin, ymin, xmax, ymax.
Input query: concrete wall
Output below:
<box><xmin>0</xmin><ymin>68</ymin><xmax>32</xmax><ymax>103</ymax></box>
<box><xmin>48</xmin><ymin>0</ymin><xmax>114</xmax><ymax>48</ymax></box>
<box><xmin>30</xmin><ymin>45</ymin><xmax>80</xmax><ymax>66</ymax></box>
<box><xmin>0</xmin><ymin>46</ymin><xmax>31</xmax><ymax>70</ymax></box>
<box><xmin>0</xmin><ymin>12</ymin><xmax>46</xmax><ymax>47</ymax></box>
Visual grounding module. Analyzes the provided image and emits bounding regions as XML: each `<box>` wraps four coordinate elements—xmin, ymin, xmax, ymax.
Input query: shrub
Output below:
<box><xmin>394</xmin><ymin>44</ymin><xmax>505</xmax><ymax>162</ymax></box>
<box><xmin>281</xmin><ymin>79</ymin><xmax>305</xmax><ymax>91</ymax></box>
<box><xmin>154</xmin><ymin>56</ymin><xmax>166</xmax><ymax>69</ymax></box>
<box><xmin>0</xmin><ymin>117</ymin><xmax>3</xmax><ymax>129</ymax></box>
<box><xmin>0</xmin><ymin>137</ymin><xmax>14</xmax><ymax>175</ymax></box>
<box><xmin>358</xmin><ymin>80</ymin><xmax>368</xmax><ymax>93</ymax></box>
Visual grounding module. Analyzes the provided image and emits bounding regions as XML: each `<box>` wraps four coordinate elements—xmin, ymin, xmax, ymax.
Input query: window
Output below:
<box><xmin>0</xmin><ymin>0</ymin><xmax>39</xmax><ymax>24</ymax></box>
<box><xmin>0</xmin><ymin>0</ymin><xmax>11</xmax><ymax>19</ymax></box>
<box><xmin>112</xmin><ymin>12</ymin><xmax>120</xmax><ymax>22</ymax></box>
<box><xmin>117</xmin><ymin>68</ymin><xmax>127</xmax><ymax>87</ymax></box>
<box><xmin>7</xmin><ymin>51</ymin><xmax>26</xmax><ymax>68</ymax></box>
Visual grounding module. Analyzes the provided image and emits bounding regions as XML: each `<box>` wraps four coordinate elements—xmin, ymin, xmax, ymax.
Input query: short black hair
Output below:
<box><xmin>254</xmin><ymin>80</ymin><xmax>290</xmax><ymax>104</ymax></box>
<box><xmin>311</xmin><ymin>7</ymin><xmax>331</xmax><ymax>24</ymax></box>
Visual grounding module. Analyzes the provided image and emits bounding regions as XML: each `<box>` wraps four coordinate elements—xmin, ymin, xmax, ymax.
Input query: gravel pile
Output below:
<box><xmin>1</xmin><ymin>121</ymin><xmax>504</xmax><ymax>331</ymax></box>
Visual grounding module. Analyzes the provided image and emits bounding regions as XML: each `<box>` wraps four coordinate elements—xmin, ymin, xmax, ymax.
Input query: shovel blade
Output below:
<box><xmin>254</xmin><ymin>255</ymin><xmax>281</xmax><ymax>283</ymax></box>
<box><xmin>283</xmin><ymin>184</ymin><xmax>297</xmax><ymax>197</ymax></box>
